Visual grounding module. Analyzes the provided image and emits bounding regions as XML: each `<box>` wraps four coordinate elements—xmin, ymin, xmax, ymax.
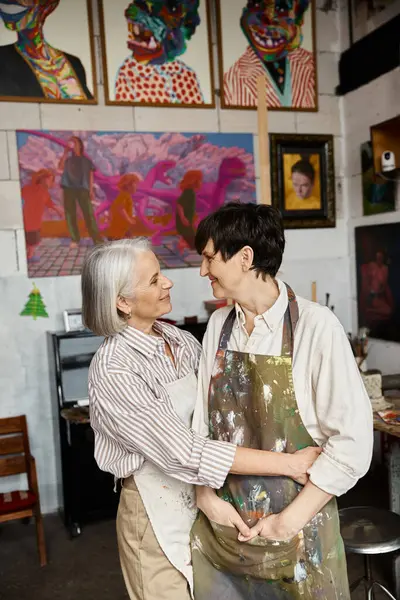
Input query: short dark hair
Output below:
<box><xmin>291</xmin><ymin>158</ymin><xmax>315</xmax><ymax>183</ymax></box>
<box><xmin>195</xmin><ymin>202</ymin><xmax>285</xmax><ymax>278</ymax></box>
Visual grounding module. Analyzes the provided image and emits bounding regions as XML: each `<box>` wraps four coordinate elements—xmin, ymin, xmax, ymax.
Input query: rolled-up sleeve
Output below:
<box><xmin>93</xmin><ymin>370</ymin><xmax>236</xmax><ymax>489</ymax></box>
<box><xmin>308</xmin><ymin>321</ymin><xmax>373</xmax><ymax>496</ymax></box>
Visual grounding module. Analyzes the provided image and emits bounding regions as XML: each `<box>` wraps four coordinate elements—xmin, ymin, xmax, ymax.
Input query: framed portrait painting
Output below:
<box><xmin>215</xmin><ymin>0</ymin><xmax>318</xmax><ymax>111</ymax></box>
<box><xmin>355</xmin><ymin>223</ymin><xmax>400</xmax><ymax>342</ymax></box>
<box><xmin>0</xmin><ymin>0</ymin><xmax>97</xmax><ymax>104</ymax></box>
<box><xmin>99</xmin><ymin>0</ymin><xmax>215</xmax><ymax>108</ymax></box>
<box><xmin>270</xmin><ymin>134</ymin><xmax>335</xmax><ymax>229</ymax></box>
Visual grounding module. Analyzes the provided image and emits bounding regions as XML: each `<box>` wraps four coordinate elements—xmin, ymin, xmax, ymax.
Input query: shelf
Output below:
<box><xmin>376</xmin><ymin>168</ymin><xmax>400</xmax><ymax>182</ymax></box>
<box><xmin>60</xmin><ymin>353</ymin><xmax>95</xmax><ymax>370</ymax></box>
<box><xmin>51</xmin><ymin>329</ymin><xmax>98</xmax><ymax>340</ymax></box>
<box><xmin>336</xmin><ymin>15</ymin><xmax>400</xmax><ymax>96</ymax></box>
<box><xmin>371</xmin><ymin>116</ymin><xmax>400</xmax><ymax>176</ymax></box>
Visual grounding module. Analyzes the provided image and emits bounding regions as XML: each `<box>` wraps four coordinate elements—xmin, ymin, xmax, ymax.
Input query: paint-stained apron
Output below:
<box><xmin>191</xmin><ymin>285</ymin><xmax>350</xmax><ymax>600</ymax></box>
<box><xmin>134</xmin><ymin>371</ymin><xmax>198</xmax><ymax>598</ymax></box>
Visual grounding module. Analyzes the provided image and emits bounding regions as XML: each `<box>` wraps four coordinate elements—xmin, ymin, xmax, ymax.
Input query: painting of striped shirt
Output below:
<box><xmin>223</xmin><ymin>46</ymin><xmax>316</xmax><ymax>110</ymax></box>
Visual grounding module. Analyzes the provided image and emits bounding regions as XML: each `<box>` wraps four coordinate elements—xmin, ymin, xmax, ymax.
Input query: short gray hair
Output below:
<box><xmin>81</xmin><ymin>238</ymin><xmax>151</xmax><ymax>337</ymax></box>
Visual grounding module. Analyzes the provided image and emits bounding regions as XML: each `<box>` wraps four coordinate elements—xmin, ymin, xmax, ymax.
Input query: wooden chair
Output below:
<box><xmin>0</xmin><ymin>415</ymin><xmax>47</xmax><ymax>566</ymax></box>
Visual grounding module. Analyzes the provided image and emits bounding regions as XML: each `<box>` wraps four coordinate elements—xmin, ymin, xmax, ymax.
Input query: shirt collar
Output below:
<box><xmin>118</xmin><ymin>320</ymin><xmax>181</xmax><ymax>357</ymax></box>
<box><xmin>235</xmin><ymin>278</ymin><xmax>288</xmax><ymax>332</ymax></box>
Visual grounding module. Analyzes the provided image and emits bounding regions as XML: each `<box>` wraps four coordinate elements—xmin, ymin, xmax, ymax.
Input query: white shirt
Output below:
<box><xmin>193</xmin><ymin>279</ymin><xmax>374</xmax><ymax>497</ymax></box>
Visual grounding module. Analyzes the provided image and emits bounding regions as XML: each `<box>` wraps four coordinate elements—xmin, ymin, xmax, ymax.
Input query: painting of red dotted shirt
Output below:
<box><xmin>99</xmin><ymin>0</ymin><xmax>215</xmax><ymax>107</ymax></box>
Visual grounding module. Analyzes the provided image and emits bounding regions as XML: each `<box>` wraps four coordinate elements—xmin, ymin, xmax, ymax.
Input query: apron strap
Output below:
<box><xmin>217</xmin><ymin>307</ymin><xmax>236</xmax><ymax>351</ymax></box>
<box><xmin>281</xmin><ymin>283</ymin><xmax>299</xmax><ymax>357</ymax></box>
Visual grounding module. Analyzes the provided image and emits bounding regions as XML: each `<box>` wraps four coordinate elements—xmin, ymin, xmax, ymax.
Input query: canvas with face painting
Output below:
<box><xmin>216</xmin><ymin>0</ymin><xmax>317</xmax><ymax>110</ymax></box>
<box><xmin>99</xmin><ymin>0</ymin><xmax>215</xmax><ymax>107</ymax></box>
<box><xmin>0</xmin><ymin>0</ymin><xmax>97</xmax><ymax>103</ymax></box>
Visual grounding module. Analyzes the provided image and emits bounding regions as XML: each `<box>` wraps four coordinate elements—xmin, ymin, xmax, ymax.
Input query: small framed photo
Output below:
<box><xmin>270</xmin><ymin>133</ymin><xmax>335</xmax><ymax>229</ymax></box>
<box><xmin>63</xmin><ymin>309</ymin><xmax>84</xmax><ymax>333</ymax></box>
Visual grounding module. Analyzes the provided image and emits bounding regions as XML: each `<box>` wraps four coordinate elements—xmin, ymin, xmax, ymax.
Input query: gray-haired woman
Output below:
<box><xmin>81</xmin><ymin>238</ymin><xmax>321</xmax><ymax>600</ymax></box>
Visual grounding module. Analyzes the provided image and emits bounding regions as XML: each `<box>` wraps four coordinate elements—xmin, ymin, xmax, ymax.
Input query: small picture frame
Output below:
<box><xmin>63</xmin><ymin>309</ymin><xmax>84</xmax><ymax>333</ymax></box>
<box><xmin>270</xmin><ymin>133</ymin><xmax>336</xmax><ymax>229</ymax></box>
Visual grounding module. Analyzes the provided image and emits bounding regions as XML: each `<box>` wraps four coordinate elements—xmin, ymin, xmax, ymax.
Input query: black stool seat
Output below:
<box><xmin>339</xmin><ymin>507</ymin><xmax>400</xmax><ymax>554</ymax></box>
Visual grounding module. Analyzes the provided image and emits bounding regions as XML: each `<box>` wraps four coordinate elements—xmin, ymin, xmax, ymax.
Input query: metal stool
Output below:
<box><xmin>339</xmin><ymin>507</ymin><xmax>400</xmax><ymax>599</ymax></box>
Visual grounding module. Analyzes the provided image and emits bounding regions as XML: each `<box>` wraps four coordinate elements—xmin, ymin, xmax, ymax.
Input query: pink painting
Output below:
<box><xmin>16</xmin><ymin>130</ymin><xmax>256</xmax><ymax>278</ymax></box>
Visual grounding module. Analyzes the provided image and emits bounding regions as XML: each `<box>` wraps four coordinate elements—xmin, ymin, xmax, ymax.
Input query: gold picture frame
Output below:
<box><xmin>270</xmin><ymin>133</ymin><xmax>336</xmax><ymax>229</ymax></box>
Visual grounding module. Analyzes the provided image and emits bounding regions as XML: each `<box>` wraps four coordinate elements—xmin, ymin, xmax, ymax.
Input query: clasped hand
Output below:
<box><xmin>197</xmin><ymin>444</ymin><xmax>321</xmax><ymax>542</ymax></box>
<box><xmin>289</xmin><ymin>446</ymin><xmax>322</xmax><ymax>485</ymax></box>
<box><xmin>238</xmin><ymin>512</ymin><xmax>299</xmax><ymax>543</ymax></box>
<box><xmin>198</xmin><ymin>491</ymin><xmax>252</xmax><ymax>537</ymax></box>
<box><xmin>199</xmin><ymin>492</ymin><xmax>300</xmax><ymax>542</ymax></box>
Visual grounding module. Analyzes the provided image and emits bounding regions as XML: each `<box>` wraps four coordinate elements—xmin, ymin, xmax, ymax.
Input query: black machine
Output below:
<box><xmin>47</xmin><ymin>329</ymin><xmax>117</xmax><ymax>538</ymax></box>
<box><xmin>47</xmin><ymin>320</ymin><xmax>207</xmax><ymax>538</ymax></box>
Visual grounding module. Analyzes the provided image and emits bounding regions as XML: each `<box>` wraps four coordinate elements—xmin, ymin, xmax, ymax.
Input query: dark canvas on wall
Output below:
<box><xmin>355</xmin><ymin>223</ymin><xmax>400</xmax><ymax>342</ymax></box>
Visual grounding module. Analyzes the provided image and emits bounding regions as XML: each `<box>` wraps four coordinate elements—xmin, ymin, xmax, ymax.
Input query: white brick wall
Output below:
<box><xmin>0</xmin><ymin>0</ymin><xmax>347</xmax><ymax>512</ymax></box>
<box><xmin>343</xmin><ymin>67</ymin><xmax>400</xmax><ymax>374</ymax></box>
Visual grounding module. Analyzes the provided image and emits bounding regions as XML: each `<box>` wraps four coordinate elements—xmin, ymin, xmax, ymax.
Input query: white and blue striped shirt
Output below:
<box><xmin>88</xmin><ymin>320</ymin><xmax>236</xmax><ymax>489</ymax></box>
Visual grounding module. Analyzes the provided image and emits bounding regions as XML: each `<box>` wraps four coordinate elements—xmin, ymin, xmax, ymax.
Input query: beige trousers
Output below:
<box><xmin>116</xmin><ymin>476</ymin><xmax>191</xmax><ymax>600</ymax></box>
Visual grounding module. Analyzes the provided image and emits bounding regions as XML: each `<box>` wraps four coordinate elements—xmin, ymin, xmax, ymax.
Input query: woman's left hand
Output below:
<box><xmin>237</xmin><ymin>512</ymin><xmax>301</xmax><ymax>543</ymax></box>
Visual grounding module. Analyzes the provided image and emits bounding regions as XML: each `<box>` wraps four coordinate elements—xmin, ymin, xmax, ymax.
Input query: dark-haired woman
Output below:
<box><xmin>191</xmin><ymin>202</ymin><xmax>373</xmax><ymax>599</ymax></box>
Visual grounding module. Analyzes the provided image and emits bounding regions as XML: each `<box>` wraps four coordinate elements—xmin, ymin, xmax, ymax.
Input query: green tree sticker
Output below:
<box><xmin>20</xmin><ymin>284</ymin><xmax>49</xmax><ymax>320</ymax></box>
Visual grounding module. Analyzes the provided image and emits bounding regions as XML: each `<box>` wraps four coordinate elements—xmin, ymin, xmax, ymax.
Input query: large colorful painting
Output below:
<box><xmin>0</xmin><ymin>0</ymin><xmax>97</xmax><ymax>104</ymax></box>
<box><xmin>355</xmin><ymin>223</ymin><xmax>400</xmax><ymax>343</ymax></box>
<box><xmin>99</xmin><ymin>0</ymin><xmax>215</xmax><ymax>107</ymax></box>
<box><xmin>216</xmin><ymin>0</ymin><xmax>317</xmax><ymax>111</ymax></box>
<box><xmin>16</xmin><ymin>130</ymin><xmax>255</xmax><ymax>278</ymax></box>
<box><xmin>361</xmin><ymin>141</ymin><xmax>396</xmax><ymax>217</ymax></box>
